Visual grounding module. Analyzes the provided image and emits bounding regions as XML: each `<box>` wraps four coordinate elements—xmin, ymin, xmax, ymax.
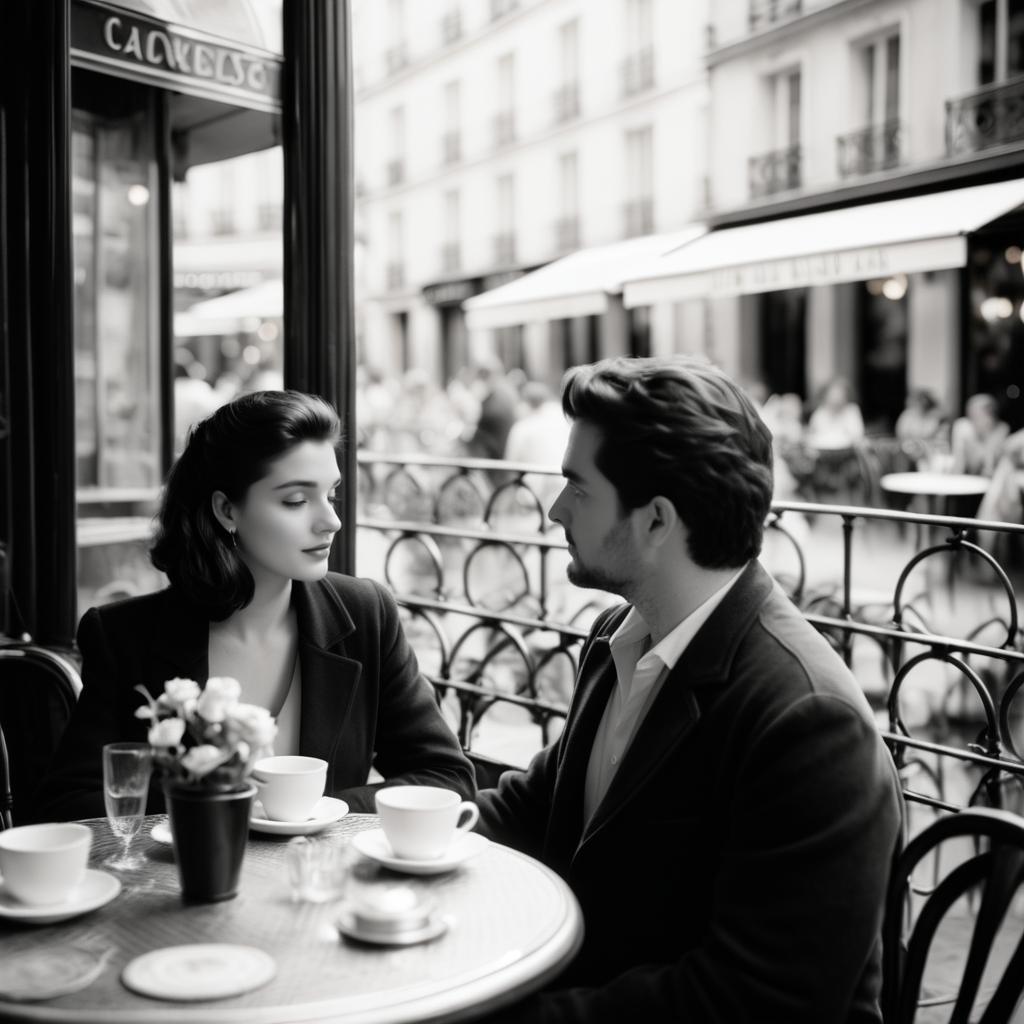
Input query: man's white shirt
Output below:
<box><xmin>582</xmin><ymin>567</ymin><xmax>745</xmax><ymax>824</ymax></box>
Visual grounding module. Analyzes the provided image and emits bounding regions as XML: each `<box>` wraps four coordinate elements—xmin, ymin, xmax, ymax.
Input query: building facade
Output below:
<box><xmin>352</xmin><ymin>0</ymin><xmax>710</xmax><ymax>390</ymax></box>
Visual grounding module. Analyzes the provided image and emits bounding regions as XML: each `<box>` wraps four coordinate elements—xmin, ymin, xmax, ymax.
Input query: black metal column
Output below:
<box><xmin>1</xmin><ymin>0</ymin><xmax>76</xmax><ymax>646</ymax></box>
<box><xmin>281</xmin><ymin>0</ymin><xmax>356</xmax><ymax>576</ymax></box>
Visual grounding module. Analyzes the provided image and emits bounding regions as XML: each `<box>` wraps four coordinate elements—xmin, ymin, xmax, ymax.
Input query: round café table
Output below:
<box><xmin>0</xmin><ymin>814</ymin><xmax>583</xmax><ymax>1023</ymax></box>
<box><xmin>879</xmin><ymin>471</ymin><xmax>991</xmax><ymax>514</ymax></box>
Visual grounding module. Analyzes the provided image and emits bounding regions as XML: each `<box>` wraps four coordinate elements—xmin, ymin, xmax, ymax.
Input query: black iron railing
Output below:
<box><xmin>837</xmin><ymin>120</ymin><xmax>904</xmax><ymax>178</ymax></box>
<box><xmin>946</xmin><ymin>75</ymin><xmax>1024</xmax><ymax>157</ymax></box>
<box><xmin>748</xmin><ymin>144</ymin><xmax>801</xmax><ymax>198</ymax></box>
<box><xmin>357</xmin><ymin>450</ymin><xmax>1024</xmax><ymax>814</ymax></box>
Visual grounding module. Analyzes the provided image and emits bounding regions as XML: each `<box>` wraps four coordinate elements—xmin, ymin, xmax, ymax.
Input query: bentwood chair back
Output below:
<box><xmin>882</xmin><ymin>806</ymin><xmax>1024</xmax><ymax>1024</ymax></box>
<box><xmin>0</xmin><ymin>639</ymin><xmax>82</xmax><ymax>826</ymax></box>
<box><xmin>0</xmin><ymin>722</ymin><xmax>12</xmax><ymax>830</ymax></box>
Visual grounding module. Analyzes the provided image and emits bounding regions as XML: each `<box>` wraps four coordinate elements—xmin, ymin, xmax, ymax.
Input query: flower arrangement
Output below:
<box><xmin>135</xmin><ymin>677</ymin><xmax>278</xmax><ymax>791</ymax></box>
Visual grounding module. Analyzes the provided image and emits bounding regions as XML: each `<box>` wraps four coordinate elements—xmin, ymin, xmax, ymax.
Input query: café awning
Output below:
<box><xmin>174</xmin><ymin>278</ymin><xmax>283</xmax><ymax>336</ymax></box>
<box><xmin>622</xmin><ymin>178</ymin><xmax>1024</xmax><ymax>306</ymax></box>
<box><xmin>463</xmin><ymin>226</ymin><xmax>704</xmax><ymax>329</ymax></box>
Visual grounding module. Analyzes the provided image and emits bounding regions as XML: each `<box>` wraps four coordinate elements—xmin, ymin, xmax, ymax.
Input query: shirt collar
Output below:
<box><xmin>610</xmin><ymin>564</ymin><xmax>747</xmax><ymax>673</ymax></box>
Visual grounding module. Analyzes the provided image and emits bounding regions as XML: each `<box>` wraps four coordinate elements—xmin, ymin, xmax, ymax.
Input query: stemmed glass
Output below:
<box><xmin>102</xmin><ymin>742</ymin><xmax>153</xmax><ymax>871</ymax></box>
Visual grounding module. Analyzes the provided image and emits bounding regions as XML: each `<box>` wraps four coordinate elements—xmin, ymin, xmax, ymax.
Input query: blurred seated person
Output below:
<box><xmin>976</xmin><ymin>428</ymin><xmax>1024</xmax><ymax>547</ymax></box>
<box><xmin>894</xmin><ymin>389</ymin><xmax>948</xmax><ymax>471</ymax></box>
<box><xmin>806</xmin><ymin>377</ymin><xmax>865</xmax><ymax>451</ymax></box>
<box><xmin>950</xmin><ymin>393</ymin><xmax>1009</xmax><ymax>476</ymax></box>
<box><xmin>805</xmin><ymin>378</ymin><xmax>866</xmax><ymax>500</ymax></box>
<box><xmin>759</xmin><ymin>392</ymin><xmax>815</xmax><ymax>499</ymax></box>
<box><xmin>32</xmin><ymin>390</ymin><xmax>475</xmax><ymax>821</ymax></box>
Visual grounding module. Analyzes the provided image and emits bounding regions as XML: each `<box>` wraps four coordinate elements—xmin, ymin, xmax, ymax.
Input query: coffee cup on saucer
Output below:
<box><xmin>375</xmin><ymin>786</ymin><xmax>479</xmax><ymax>861</ymax></box>
<box><xmin>252</xmin><ymin>756</ymin><xmax>327</xmax><ymax>822</ymax></box>
<box><xmin>0</xmin><ymin>822</ymin><xmax>93</xmax><ymax>906</ymax></box>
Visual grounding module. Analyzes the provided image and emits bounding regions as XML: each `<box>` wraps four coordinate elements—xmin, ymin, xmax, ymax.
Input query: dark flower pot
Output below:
<box><xmin>164</xmin><ymin>782</ymin><xmax>256</xmax><ymax>903</ymax></box>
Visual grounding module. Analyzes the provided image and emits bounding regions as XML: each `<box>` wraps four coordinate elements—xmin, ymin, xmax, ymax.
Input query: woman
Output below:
<box><xmin>33</xmin><ymin>390</ymin><xmax>475</xmax><ymax>820</ymax></box>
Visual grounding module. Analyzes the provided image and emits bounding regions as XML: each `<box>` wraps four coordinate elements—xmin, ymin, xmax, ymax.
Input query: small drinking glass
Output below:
<box><xmin>102</xmin><ymin>742</ymin><xmax>153</xmax><ymax>871</ymax></box>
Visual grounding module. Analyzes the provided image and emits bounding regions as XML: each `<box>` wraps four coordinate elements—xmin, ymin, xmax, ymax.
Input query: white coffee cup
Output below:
<box><xmin>0</xmin><ymin>822</ymin><xmax>93</xmax><ymax>906</ymax></box>
<box><xmin>375</xmin><ymin>786</ymin><xmax>479</xmax><ymax>861</ymax></box>
<box><xmin>252</xmin><ymin>755</ymin><xmax>328</xmax><ymax>822</ymax></box>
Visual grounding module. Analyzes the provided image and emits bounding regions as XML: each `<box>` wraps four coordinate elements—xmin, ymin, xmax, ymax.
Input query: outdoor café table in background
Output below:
<box><xmin>0</xmin><ymin>814</ymin><xmax>583</xmax><ymax>1024</ymax></box>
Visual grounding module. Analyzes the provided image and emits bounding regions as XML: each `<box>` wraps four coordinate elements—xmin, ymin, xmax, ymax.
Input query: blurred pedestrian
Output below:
<box><xmin>950</xmin><ymin>393</ymin><xmax>1009</xmax><ymax>476</ymax></box>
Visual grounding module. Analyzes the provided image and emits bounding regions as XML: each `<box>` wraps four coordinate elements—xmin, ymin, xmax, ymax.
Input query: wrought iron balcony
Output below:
<box><xmin>493</xmin><ymin>111</ymin><xmax>516</xmax><ymax>149</ymax></box>
<box><xmin>836</xmin><ymin>120</ymin><xmax>904</xmax><ymax>178</ymax></box>
<box><xmin>492</xmin><ymin>232</ymin><xmax>516</xmax><ymax>266</ymax></box>
<box><xmin>553</xmin><ymin>82</ymin><xmax>580</xmax><ymax>124</ymax></box>
<box><xmin>748</xmin><ymin>0</ymin><xmax>802</xmax><ymax>32</ymax></box>
<box><xmin>946</xmin><ymin>75</ymin><xmax>1024</xmax><ymax>157</ymax></box>
<box><xmin>355</xmin><ymin>447</ymin><xmax>1024</xmax><ymax>804</ymax></box>
<box><xmin>621</xmin><ymin>46</ymin><xmax>655</xmax><ymax>98</ymax></box>
<box><xmin>748</xmin><ymin>144</ymin><xmax>802</xmax><ymax>198</ymax></box>
<box><xmin>554</xmin><ymin>215</ymin><xmax>580</xmax><ymax>252</ymax></box>
<box><xmin>623</xmin><ymin>197</ymin><xmax>653</xmax><ymax>238</ymax></box>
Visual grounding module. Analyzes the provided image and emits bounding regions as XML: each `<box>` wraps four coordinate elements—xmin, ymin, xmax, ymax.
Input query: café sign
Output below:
<box><xmin>71</xmin><ymin>1</ymin><xmax>281</xmax><ymax>113</ymax></box>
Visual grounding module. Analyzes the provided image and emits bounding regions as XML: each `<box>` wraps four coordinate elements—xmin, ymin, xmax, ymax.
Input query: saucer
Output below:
<box><xmin>0</xmin><ymin>870</ymin><xmax>121</xmax><ymax>925</ymax></box>
<box><xmin>336</xmin><ymin>904</ymin><xmax>448</xmax><ymax>946</ymax></box>
<box><xmin>352</xmin><ymin>828</ymin><xmax>488</xmax><ymax>875</ymax></box>
<box><xmin>121</xmin><ymin>944</ymin><xmax>275</xmax><ymax>1001</ymax></box>
<box><xmin>150</xmin><ymin>821</ymin><xmax>172</xmax><ymax>845</ymax></box>
<box><xmin>249</xmin><ymin>796</ymin><xmax>349</xmax><ymax>836</ymax></box>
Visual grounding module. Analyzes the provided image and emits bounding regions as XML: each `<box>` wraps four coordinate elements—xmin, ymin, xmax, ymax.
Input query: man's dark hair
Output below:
<box><xmin>560</xmin><ymin>356</ymin><xmax>774</xmax><ymax>568</ymax></box>
<box><xmin>151</xmin><ymin>389</ymin><xmax>341</xmax><ymax>619</ymax></box>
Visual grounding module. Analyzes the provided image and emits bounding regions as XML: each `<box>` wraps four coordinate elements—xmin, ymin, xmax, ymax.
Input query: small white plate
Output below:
<box><xmin>336</xmin><ymin>905</ymin><xmax>448</xmax><ymax>946</ymax></box>
<box><xmin>249</xmin><ymin>796</ymin><xmax>349</xmax><ymax>836</ymax></box>
<box><xmin>121</xmin><ymin>944</ymin><xmax>275</xmax><ymax>1002</ymax></box>
<box><xmin>0</xmin><ymin>870</ymin><xmax>121</xmax><ymax>925</ymax></box>
<box><xmin>150</xmin><ymin>821</ymin><xmax>172</xmax><ymax>845</ymax></box>
<box><xmin>352</xmin><ymin>828</ymin><xmax>488</xmax><ymax>875</ymax></box>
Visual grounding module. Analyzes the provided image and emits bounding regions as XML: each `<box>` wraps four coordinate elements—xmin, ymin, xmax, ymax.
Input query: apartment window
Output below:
<box><xmin>387</xmin><ymin>210</ymin><xmax>404</xmax><ymax>289</ymax></box>
<box><xmin>750</xmin><ymin>68</ymin><xmax>801</xmax><ymax>197</ymax></box>
<box><xmin>388</xmin><ymin>105</ymin><xmax>405</xmax><ymax>186</ymax></box>
<box><xmin>839</xmin><ymin>33</ymin><xmax>901</xmax><ymax>176</ymax></box>
<box><xmin>442</xmin><ymin>189</ymin><xmax>460</xmax><ymax>272</ymax></box>
<box><xmin>442</xmin><ymin>80</ymin><xmax>461</xmax><ymax>164</ymax></box>
<box><xmin>386</xmin><ymin>0</ymin><xmax>408</xmax><ymax>74</ymax></box>
<box><xmin>624</xmin><ymin>126</ymin><xmax>653</xmax><ymax>236</ymax></box>
<box><xmin>979</xmin><ymin>0</ymin><xmax>1024</xmax><ymax>83</ymax></box>
<box><xmin>441</xmin><ymin>2</ymin><xmax>462</xmax><ymax>44</ymax></box>
<box><xmin>556</xmin><ymin>151</ymin><xmax>579</xmax><ymax>251</ymax></box>
<box><xmin>749</xmin><ymin>0</ymin><xmax>803</xmax><ymax>32</ymax></box>
<box><xmin>494</xmin><ymin>53</ymin><xmax>516</xmax><ymax>147</ymax></box>
<box><xmin>622</xmin><ymin>0</ymin><xmax>655</xmax><ymax>97</ymax></box>
<box><xmin>555</xmin><ymin>19</ymin><xmax>581</xmax><ymax>122</ymax></box>
<box><xmin>494</xmin><ymin>174</ymin><xmax>516</xmax><ymax>265</ymax></box>
<box><xmin>491</xmin><ymin>0</ymin><xmax>518</xmax><ymax>21</ymax></box>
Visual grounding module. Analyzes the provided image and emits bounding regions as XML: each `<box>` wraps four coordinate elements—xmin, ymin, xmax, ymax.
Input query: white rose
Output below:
<box><xmin>163</xmin><ymin>678</ymin><xmax>201</xmax><ymax>707</ymax></box>
<box><xmin>196</xmin><ymin>677</ymin><xmax>241</xmax><ymax>723</ymax></box>
<box><xmin>225</xmin><ymin>703</ymin><xmax>278</xmax><ymax>748</ymax></box>
<box><xmin>148</xmin><ymin>717</ymin><xmax>186</xmax><ymax>747</ymax></box>
<box><xmin>180</xmin><ymin>744</ymin><xmax>229</xmax><ymax>778</ymax></box>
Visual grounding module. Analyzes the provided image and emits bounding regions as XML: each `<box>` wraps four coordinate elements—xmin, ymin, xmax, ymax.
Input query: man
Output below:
<box><xmin>476</xmin><ymin>356</ymin><xmax>904</xmax><ymax>1023</ymax></box>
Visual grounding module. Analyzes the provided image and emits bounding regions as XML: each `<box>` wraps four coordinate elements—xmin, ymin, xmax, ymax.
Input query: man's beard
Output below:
<box><xmin>564</xmin><ymin>518</ymin><xmax>633</xmax><ymax>596</ymax></box>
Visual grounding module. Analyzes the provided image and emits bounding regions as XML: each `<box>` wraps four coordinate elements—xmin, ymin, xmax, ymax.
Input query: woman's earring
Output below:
<box><xmin>229</xmin><ymin>529</ymin><xmax>238</xmax><ymax>549</ymax></box>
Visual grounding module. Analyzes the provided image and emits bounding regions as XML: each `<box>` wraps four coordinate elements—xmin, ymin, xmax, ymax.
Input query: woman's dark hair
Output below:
<box><xmin>561</xmin><ymin>356</ymin><xmax>774</xmax><ymax>569</ymax></box>
<box><xmin>151</xmin><ymin>390</ymin><xmax>341</xmax><ymax>619</ymax></box>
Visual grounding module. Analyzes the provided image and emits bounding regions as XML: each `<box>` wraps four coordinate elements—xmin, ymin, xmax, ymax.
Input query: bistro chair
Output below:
<box><xmin>0</xmin><ymin>638</ymin><xmax>82</xmax><ymax>826</ymax></box>
<box><xmin>0</xmin><ymin>721</ymin><xmax>12</xmax><ymax>830</ymax></box>
<box><xmin>882</xmin><ymin>806</ymin><xmax>1024</xmax><ymax>1024</ymax></box>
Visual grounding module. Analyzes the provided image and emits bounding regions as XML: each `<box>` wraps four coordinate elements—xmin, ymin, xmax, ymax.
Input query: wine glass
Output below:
<box><xmin>102</xmin><ymin>742</ymin><xmax>153</xmax><ymax>871</ymax></box>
